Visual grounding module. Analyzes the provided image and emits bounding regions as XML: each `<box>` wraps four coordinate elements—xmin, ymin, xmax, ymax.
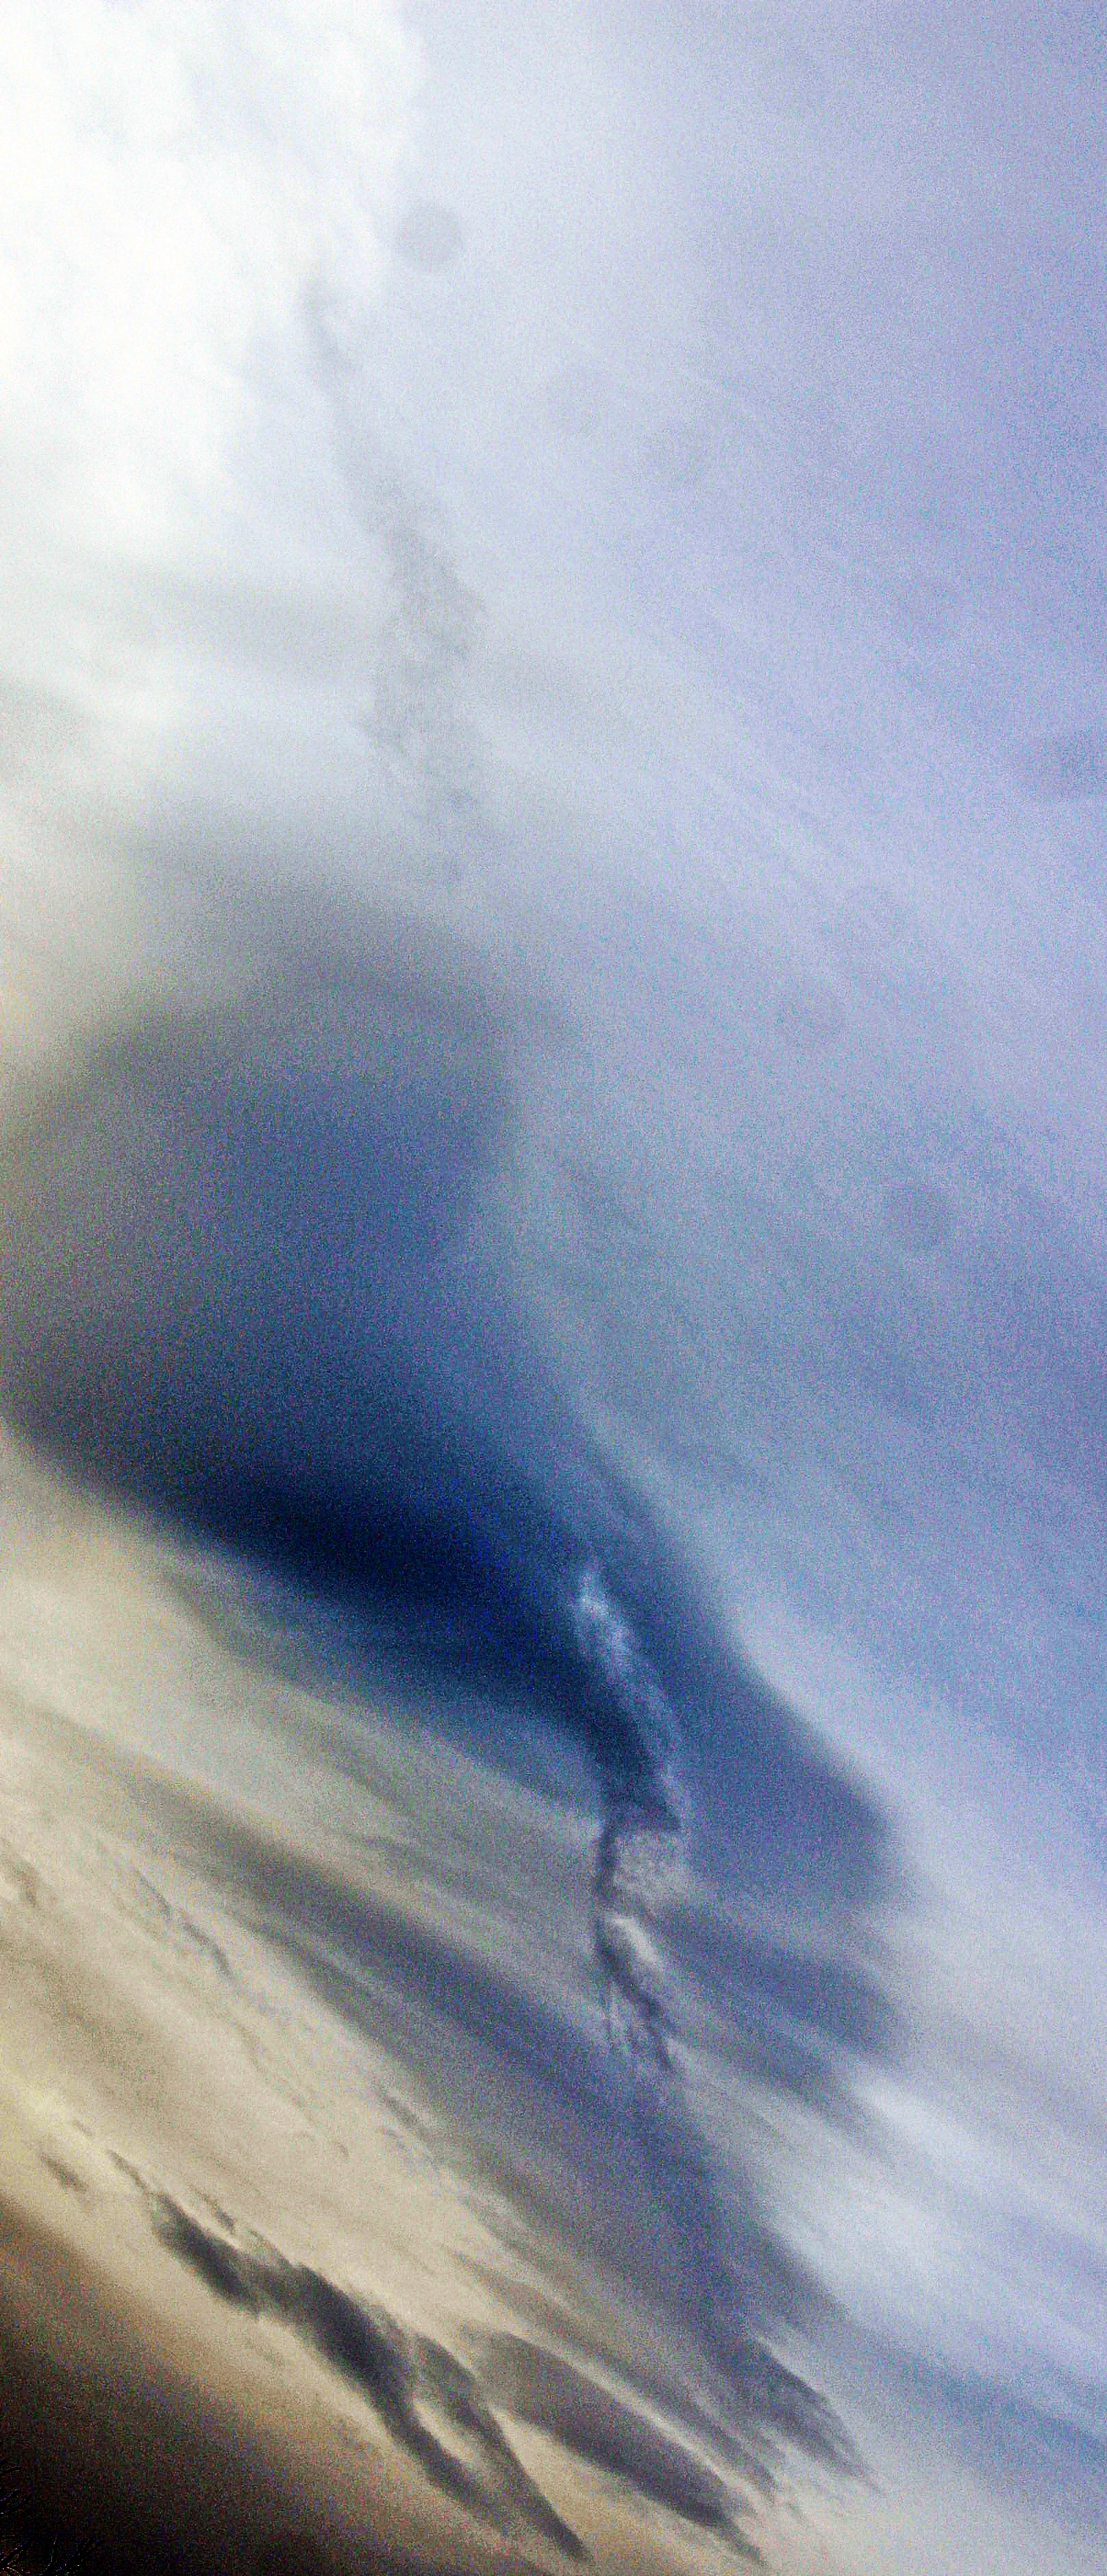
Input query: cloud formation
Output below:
<box><xmin>0</xmin><ymin>3</ymin><xmax>1105</xmax><ymax>2568</ymax></box>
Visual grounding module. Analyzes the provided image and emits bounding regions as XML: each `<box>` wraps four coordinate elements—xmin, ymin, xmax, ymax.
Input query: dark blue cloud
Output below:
<box><xmin>0</xmin><ymin>934</ymin><xmax>886</xmax><ymax>1898</ymax></box>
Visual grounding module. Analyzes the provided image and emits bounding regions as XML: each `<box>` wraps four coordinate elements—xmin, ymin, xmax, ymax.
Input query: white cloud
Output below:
<box><xmin>0</xmin><ymin>1</ymin><xmax>417</xmax><ymax>561</ymax></box>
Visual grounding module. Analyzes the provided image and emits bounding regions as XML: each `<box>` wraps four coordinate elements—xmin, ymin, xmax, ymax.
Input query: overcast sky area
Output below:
<box><xmin>0</xmin><ymin>6</ymin><xmax>1104</xmax><ymax>2573</ymax></box>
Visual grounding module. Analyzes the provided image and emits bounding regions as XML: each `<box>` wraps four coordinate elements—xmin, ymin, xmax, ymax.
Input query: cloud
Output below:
<box><xmin>0</xmin><ymin>0</ymin><xmax>416</xmax><ymax>558</ymax></box>
<box><xmin>0</xmin><ymin>919</ymin><xmax>893</xmax><ymax>2460</ymax></box>
<box><xmin>1</xmin><ymin>6</ymin><xmax>1106</xmax><ymax>2566</ymax></box>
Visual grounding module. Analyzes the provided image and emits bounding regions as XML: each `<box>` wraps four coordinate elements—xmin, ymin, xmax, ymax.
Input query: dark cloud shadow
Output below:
<box><xmin>482</xmin><ymin>2336</ymin><xmax>743</xmax><ymax>2539</ymax></box>
<box><xmin>149</xmin><ymin>2191</ymin><xmax>772</xmax><ymax>2559</ymax></box>
<box><xmin>151</xmin><ymin>2194</ymin><xmax>586</xmax><ymax>2558</ymax></box>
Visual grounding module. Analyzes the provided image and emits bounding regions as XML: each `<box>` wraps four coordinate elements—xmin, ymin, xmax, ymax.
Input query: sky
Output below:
<box><xmin>0</xmin><ymin>5</ymin><xmax>1104</xmax><ymax>2573</ymax></box>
